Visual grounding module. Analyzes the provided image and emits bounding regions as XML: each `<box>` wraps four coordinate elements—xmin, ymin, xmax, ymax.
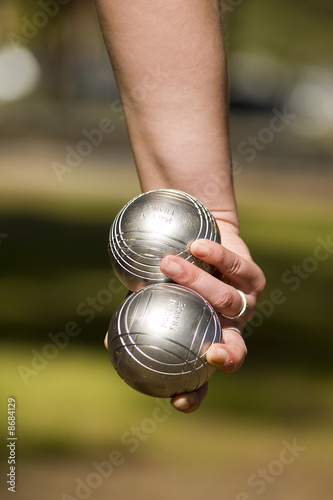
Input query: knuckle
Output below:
<box><xmin>178</xmin><ymin>263</ymin><xmax>202</xmax><ymax>288</ymax></box>
<box><xmin>246</xmin><ymin>307</ymin><xmax>256</xmax><ymax>322</ymax></box>
<box><xmin>214</xmin><ymin>289</ymin><xmax>235</xmax><ymax>312</ymax></box>
<box><xmin>254</xmin><ymin>270</ymin><xmax>267</xmax><ymax>296</ymax></box>
<box><xmin>259</xmin><ymin>273</ymin><xmax>267</xmax><ymax>293</ymax></box>
<box><xmin>226</xmin><ymin>253</ymin><xmax>243</xmax><ymax>277</ymax></box>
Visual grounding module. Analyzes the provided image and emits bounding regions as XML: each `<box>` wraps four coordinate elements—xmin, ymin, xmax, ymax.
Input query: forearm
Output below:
<box><xmin>97</xmin><ymin>1</ymin><xmax>266</xmax><ymax>414</ymax></box>
<box><xmin>95</xmin><ymin>0</ymin><xmax>237</xmax><ymax>226</ymax></box>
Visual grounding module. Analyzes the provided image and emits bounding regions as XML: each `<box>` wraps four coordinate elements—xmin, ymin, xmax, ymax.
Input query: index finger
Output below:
<box><xmin>190</xmin><ymin>239</ymin><xmax>265</xmax><ymax>295</ymax></box>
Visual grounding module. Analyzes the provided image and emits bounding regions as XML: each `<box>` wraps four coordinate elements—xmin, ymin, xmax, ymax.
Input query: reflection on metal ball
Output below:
<box><xmin>108</xmin><ymin>283</ymin><xmax>222</xmax><ymax>398</ymax></box>
<box><xmin>108</xmin><ymin>189</ymin><xmax>221</xmax><ymax>291</ymax></box>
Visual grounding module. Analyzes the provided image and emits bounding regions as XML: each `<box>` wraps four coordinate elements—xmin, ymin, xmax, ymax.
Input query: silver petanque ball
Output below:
<box><xmin>108</xmin><ymin>283</ymin><xmax>222</xmax><ymax>398</ymax></box>
<box><xmin>108</xmin><ymin>189</ymin><xmax>221</xmax><ymax>291</ymax></box>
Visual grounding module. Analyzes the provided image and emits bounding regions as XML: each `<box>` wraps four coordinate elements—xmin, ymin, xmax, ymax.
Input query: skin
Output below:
<box><xmin>96</xmin><ymin>0</ymin><xmax>266</xmax><ymax>413</ymax></box>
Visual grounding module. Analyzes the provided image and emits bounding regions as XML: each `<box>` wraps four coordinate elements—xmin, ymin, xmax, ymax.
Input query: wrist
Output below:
<box><xmin>126</xmin><ymin>110</ymin><xmax>237</xmax><ymax>210</ymax></box>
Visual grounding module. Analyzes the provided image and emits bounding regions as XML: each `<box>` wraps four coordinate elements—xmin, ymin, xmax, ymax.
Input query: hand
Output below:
<box><xmin>159</xmin><ymin>217</ymin><xmax>266</xmax><ymax>413</ymax></box>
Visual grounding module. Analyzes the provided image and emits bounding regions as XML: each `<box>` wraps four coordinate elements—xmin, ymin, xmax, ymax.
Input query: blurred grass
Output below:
<box><xmin>1</xmin><ymin>343</ymin><xmax>332</xmax><ymax>459</ymax></box>
<box><xmin>0</xmin><ymin>152</ymin><xmax>332</xmax><ymax>461</ymax></box>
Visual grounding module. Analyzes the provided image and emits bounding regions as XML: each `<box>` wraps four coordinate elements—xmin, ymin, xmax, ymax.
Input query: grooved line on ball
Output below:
<box><xmin>110</xmin><ymin>237</ymin><xmax>189</xmax><ymax>275</ymax></box>
<box><xmin>112</xmin><ymin>344</ymin><xmax>204</xmax><ymax>378</ymax></box>
<box><xmin>125</xmin><ymin>290</ymin><xmax>150</xmax><ymax>333</ymax></box>
<box><xmin>109</xmin><ymin>239</ymin><xmax>213</xmax><ymax>280</ymax></box>
<box><xmin>113</xmin><ymin>331</ymin><xmax>207</xmax><ymax>364</ymax></box>
<box><xmin>177</xmin><ymin>308</ymin><xmax>212</xmax><ymax>393</ymax></box>
<box><xmin>110</xmin><ymin>333</ymin><xmax>206</xmax><ymax>372</ymax></box>
<box><xmin>112</xmin><ymin>293</ymin><xmax>140</xmax><ymax>372</ymax></box>
<box><xmin>114</xmin><ymin>231</ymin><xmax>192</xmax><ymax>256</ymax></box>
<box><xmin>110</xmin><ymin>255</ymin><xmax>169</xmax><ymax>281</ymax></box>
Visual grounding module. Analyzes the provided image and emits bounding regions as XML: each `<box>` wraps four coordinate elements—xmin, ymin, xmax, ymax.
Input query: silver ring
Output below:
<box><xmin>222</xmin><ymin>290</ymin><xmax>247</xmax><ymax>320</ymax></box>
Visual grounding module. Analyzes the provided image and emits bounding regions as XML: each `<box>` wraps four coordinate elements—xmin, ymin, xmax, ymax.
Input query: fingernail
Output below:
<box><xmin>191</xmin><ymin>240</ymin><xmax>210</xmax><ymax>257</ymax></box>
<box><xmin>172</xmin><ymin>397</ymin><xmax>191</xmax><ymax>412</ymax></box>
<box><xmin>209</xmin><ymin>346</ymin><xmax>228</xmax><ymax>365</ymax></box>
<box><xmin>162</xmin><ymin>257</ymin><xmax>182</xmax><ymax>277</ymax></box>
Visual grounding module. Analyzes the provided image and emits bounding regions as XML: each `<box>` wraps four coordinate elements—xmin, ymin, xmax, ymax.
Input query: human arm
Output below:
<box><xmin>95</xmin><ymin>0</ymin><xmax>266</xmax><ymax>412</ymax></box>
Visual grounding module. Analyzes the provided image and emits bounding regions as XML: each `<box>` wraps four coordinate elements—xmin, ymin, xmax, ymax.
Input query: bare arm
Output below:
<box><xmin>95</xmin><ymin>0</ymin><xmax>236</xmax><ymax>218</ymax></box>
<box><xmin>96</xmin><ymin>0</ymin><xmax>265</xmax><ymax>412</ymax></box>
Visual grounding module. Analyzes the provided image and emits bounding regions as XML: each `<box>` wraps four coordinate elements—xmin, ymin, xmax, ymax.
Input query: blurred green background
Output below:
<box><xmin>0</xmin><ymin>1</ymin><xmax>332</xmax><ymax>499</ymax></box>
